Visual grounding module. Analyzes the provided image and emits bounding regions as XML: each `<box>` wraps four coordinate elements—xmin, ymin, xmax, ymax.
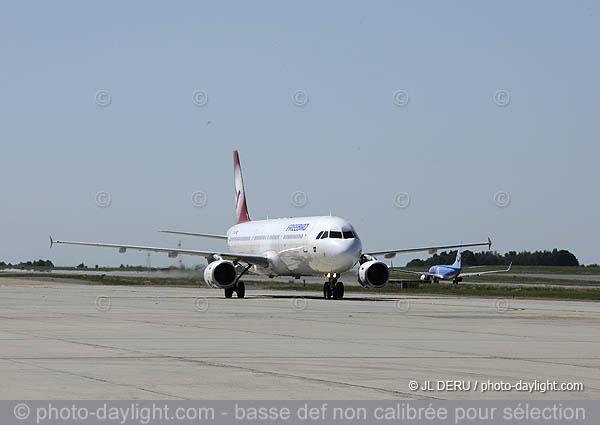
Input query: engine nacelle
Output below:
<box><xmin>203</xmin><ymin>260</ymin><xmax>237</xmax><ymax>289</ymax></box>
<box><xmin>420</xmin><ymin>274</ymin><xmax>428</xmax><ymax>281</ymax></box>
<box><xmin>357</xmin><ymin>260</ymin><xmax>389</xmax><ymax>289</ymax></box>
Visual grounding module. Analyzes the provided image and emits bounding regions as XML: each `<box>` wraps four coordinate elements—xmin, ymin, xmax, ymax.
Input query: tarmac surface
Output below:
<box><xmin>1</xmin><ymin>277</ymin><xmax>599</xmax><ymax>400</ymax></box>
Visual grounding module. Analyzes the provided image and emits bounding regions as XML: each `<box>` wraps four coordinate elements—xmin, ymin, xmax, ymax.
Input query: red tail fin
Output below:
<box><xmin>233</xmin><ymin>150</ymin><xmax>251</xmax><ymax>224</ymax></box>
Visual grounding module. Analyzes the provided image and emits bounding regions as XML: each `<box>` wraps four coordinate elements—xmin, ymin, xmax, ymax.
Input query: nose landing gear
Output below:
<box><xmin>323</xmin><ymin>275</ymin><xmax>344</xmax><ymax>300</ymax></box>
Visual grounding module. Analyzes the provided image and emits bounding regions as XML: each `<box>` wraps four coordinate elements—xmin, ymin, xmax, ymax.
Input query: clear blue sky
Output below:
<box><xmin>1</xmin><ymin>1</ymin><xmax>598</xmax><ymax>267</ymax></box>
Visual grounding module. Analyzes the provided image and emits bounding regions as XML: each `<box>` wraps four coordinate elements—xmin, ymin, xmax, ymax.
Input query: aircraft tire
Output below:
<box><xmin>333</xmin><ymin>282</ymin><xmax>344</xmax><ymax>299</ymax></box>
<box><xmin>224</xmin><ymin>287</ymin><xmax>234</xmax><ymax>298</ymax></box>
<box><xmin>323</xmin><ymin>283</ymin><xmax>331</xmax><ymax>299</ymax></box>
<box><xmin>236</xmin><ymin>281</ymin><xmax>245</xmax><ymax>298</ymax></box>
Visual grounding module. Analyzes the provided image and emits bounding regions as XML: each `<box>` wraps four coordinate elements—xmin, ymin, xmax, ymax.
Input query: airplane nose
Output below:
<box><xmin>323</xmin><ymin>239</ymin><xmax>362</xmax><ymax>268</ymax></box>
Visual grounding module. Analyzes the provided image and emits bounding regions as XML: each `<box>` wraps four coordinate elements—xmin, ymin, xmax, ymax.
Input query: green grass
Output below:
<box><xmin>4</xmin><ymin>272</ymin><xmax>600</xmax><ymax>300</ymax></box>
<box><xmin>459</xmin><ymin>275</ymin><xmax>599</xmax><ymax>286</ymax></box>
<box><xmin>390</xmin><ymin>272</ymin><xmax>600</xmax><ymax>286</ymax></box>
<box><xmin>0</xmin><ymin>266</ymin><xmax>174</xmax><ymax>272</ymax></box>
<box><xmin>394</xmin><ymin>265</ymin><xmax>600</xmax><ymax>275</ymax></box>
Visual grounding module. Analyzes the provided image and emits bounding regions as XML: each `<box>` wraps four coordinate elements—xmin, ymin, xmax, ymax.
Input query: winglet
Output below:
<box><xmin>507</xmin><ymin>261</ymin><xmax>512</xmax><ymax>271</ymax></box>
<box><xmin>50</xmin><ymin>235</ymin><xmax>54</xmax><ymax>248</ymax></box>
<box><xmin>488</xmin><ymin>237</ymin><xmax>492</xmax><ymax>250</ymax></box>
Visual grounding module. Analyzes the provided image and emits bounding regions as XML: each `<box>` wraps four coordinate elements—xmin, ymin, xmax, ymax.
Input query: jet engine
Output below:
<box><xmin>203</xmin><ymin>260</ymin><xmax>237</xmax><ymax>289</ymax></box>
<box><xmin>357</xmin><ymin>260</ymin><xmax>390</xmax><ymax>289</ymax></box>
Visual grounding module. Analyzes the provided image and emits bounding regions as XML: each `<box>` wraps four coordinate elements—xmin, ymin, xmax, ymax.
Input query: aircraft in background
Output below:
<box><xmin>51</xmin><ymin>151</ymin><xmax>492</xmax><ymax>299</ymax></box>
<box><xmin>399</xmin><ymin>246</ymin><xmax>512</xmax><ymax>284</ymax></box>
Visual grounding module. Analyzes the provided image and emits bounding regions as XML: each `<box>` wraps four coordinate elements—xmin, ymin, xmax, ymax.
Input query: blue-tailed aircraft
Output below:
<box><xmin>400</xmin><ymin>243</ymin><xmax>512</xmax><ymax>285</ymax></box>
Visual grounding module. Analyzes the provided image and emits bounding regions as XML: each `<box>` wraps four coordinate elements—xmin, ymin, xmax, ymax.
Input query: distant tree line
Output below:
<box><xmin>0</xmin><ymin>259</ymin><xmax>55</xmax><ymax>267</ymax></box>
<box><xmin>406</xmin><ymin>249</ymin><xmax>580</xmax><ymax>267</ymax></box>
<box><xmin>1</xmin><ymin>260</ymin><xmax>190</xmax><ymax>270</ymax></box>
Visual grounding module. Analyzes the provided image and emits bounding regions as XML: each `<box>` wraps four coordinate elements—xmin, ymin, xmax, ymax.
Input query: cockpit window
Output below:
<box><xmin>329</xmin><ymin>231</ymin><xmax>342</xmax><ymax>239</ymax></box>
<box><xmin>316</xmin><ymin>231</ymin><xmax>323</xmax><ymax>239</ymax></box>
<box><xmin>342</xmin><ymin>231</ymin><xmax>355</xmax><ymax>239</ymax></box>
<box><xmin>320</xmin><ymin>231</ymin><xmax>329</xmax><ymax>239</ymax></box>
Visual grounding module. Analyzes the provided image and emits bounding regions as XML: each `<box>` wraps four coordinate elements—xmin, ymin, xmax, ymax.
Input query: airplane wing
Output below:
<box><xmin>396</xmin><ymin>269</ymin><xmax>432</xmax><ymax>277</ymax></box>
<box><xmin>159</xmin><ymin>230</ymin><xmax>227</xmax><ymax>240</ymax></box>
<box><xmin>459</xmin><ymin>262</ymin><xmax>512</xmax><ymax>277</ymax></box>
<box><xmin>365</xmin><ymin>238</ymin><xmax>492</xmax><ymax>259</ymax></box>
<box><xmin>389</xmin><ymin>270</ymin><xmax>448</xmax><ymax>286</ymax></box>
<box><xmin>394</xmin><ymin>270</ymin><xmax>448</xmax><ymax>280</ymax></box>
<box><xmin>50</xmin><ymin>237</ymin><xmax>269</xmax><ymax>268</ymax></box>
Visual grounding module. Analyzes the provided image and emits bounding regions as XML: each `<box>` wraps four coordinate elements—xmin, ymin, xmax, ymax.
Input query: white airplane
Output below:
<box><xmin>51</xmin><ymin>151</ymin><xmax>492</xmax><ymax>300</ymax></box>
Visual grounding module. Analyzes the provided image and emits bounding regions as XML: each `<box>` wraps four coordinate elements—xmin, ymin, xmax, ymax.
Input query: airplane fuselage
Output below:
<box><xmin>428</xmin><ymin>265</ymin><xmax>461</xmax><ymax>280</ymax></box>
<box><xmin>227</xmin><ymin>215</ymin><xmax>362</xmax><ymax>276</ymax></box>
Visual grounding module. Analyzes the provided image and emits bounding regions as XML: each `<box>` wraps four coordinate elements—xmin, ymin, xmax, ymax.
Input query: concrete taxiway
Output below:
<box><xmin>0</xmin><ymin>277</ymin><xmax>599</xmax><ymax>400</ymax></box>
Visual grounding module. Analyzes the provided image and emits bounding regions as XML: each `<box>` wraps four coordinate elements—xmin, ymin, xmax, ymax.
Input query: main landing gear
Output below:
<box><xmin>323</xmin><ymin>275</ymin><xmax>344</xmax><ymax>300</ymax></box>
<box><xmin>224</xmin><ymin>264</ymin><xmax>251</xmax><ymax>299</ymax></box>
<box><xmin>452</xmin><ymin>277</ymin><xmax>463</xmax><ymax>285</ymax></box>
<box><xmin>224</xmin><ymin>281</ymin><xmax>246</xmax><ymax>298</ymax></box>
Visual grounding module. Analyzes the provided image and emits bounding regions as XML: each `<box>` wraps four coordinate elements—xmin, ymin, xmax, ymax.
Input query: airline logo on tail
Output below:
<box><xmin>452</xmin><ymin>246</ymin><xmax>462</xmax><ymax>269</ymax></box>
<box><xmin>234</xmin><ymin>150</ymin><xmax>251</xmax><ymax>224</ymax></box>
